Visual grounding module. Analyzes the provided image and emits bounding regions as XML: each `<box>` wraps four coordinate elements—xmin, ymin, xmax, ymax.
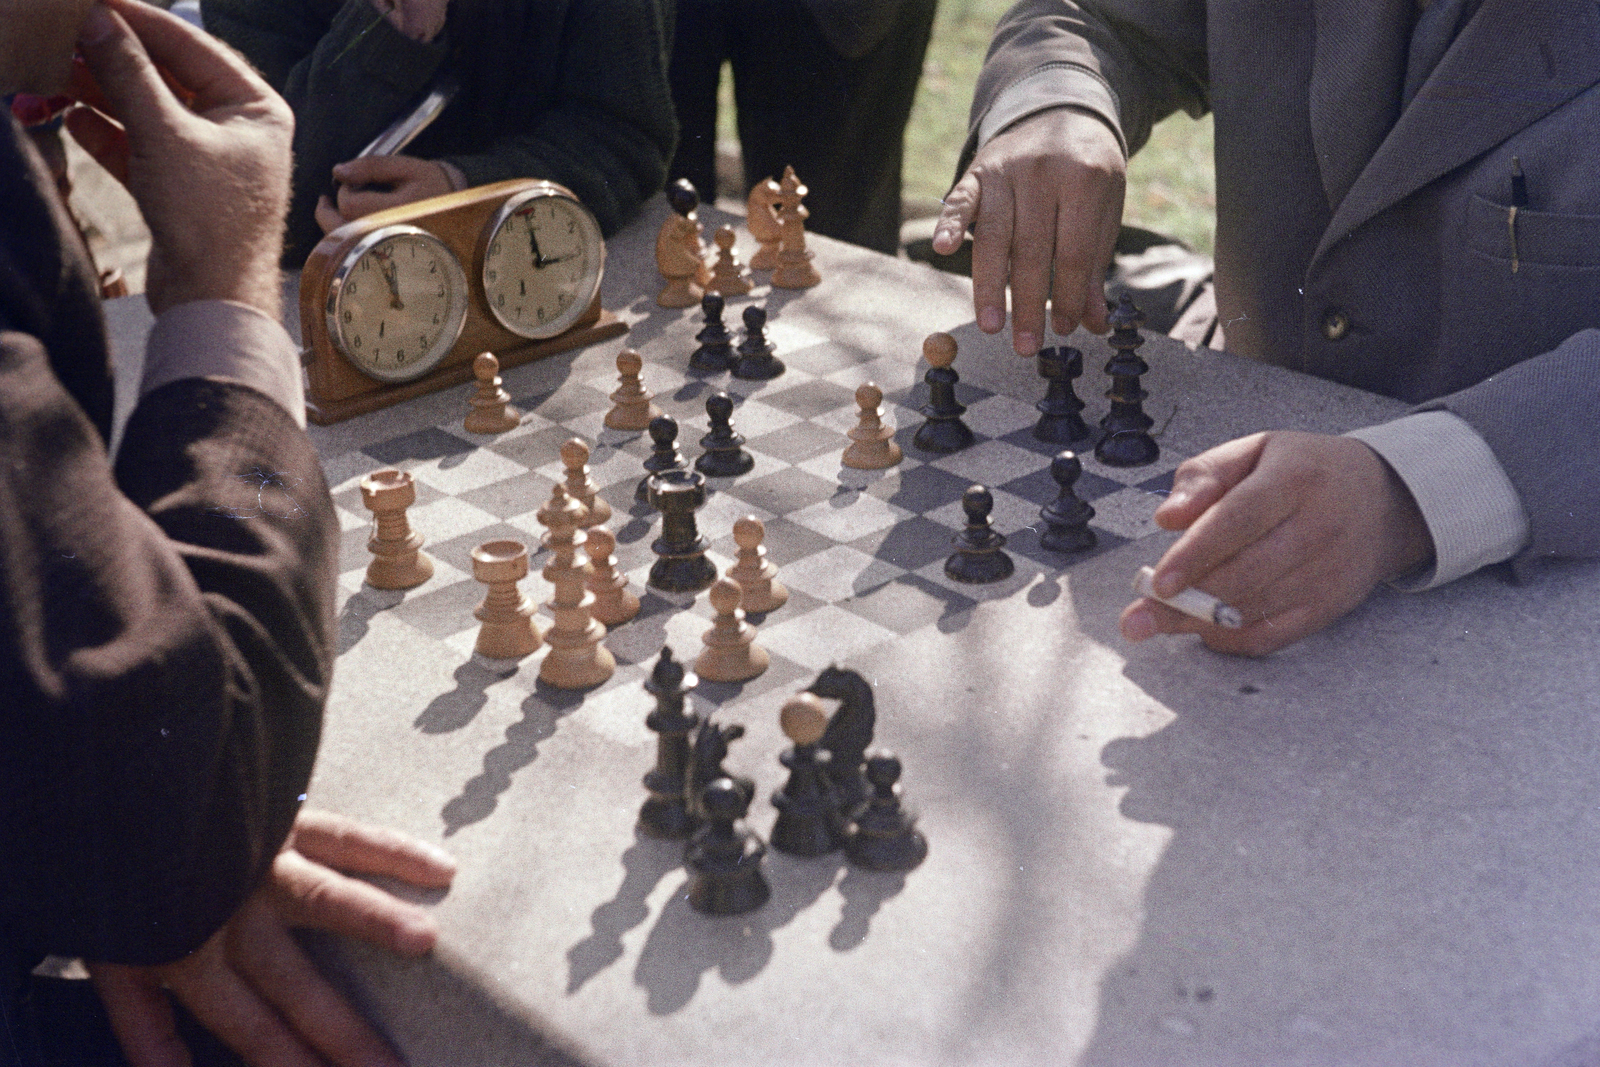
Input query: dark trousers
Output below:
<box><xmin>669</xmin><ymin>0</ymin><xmax>937</xmax><ymax>255</ymax></box>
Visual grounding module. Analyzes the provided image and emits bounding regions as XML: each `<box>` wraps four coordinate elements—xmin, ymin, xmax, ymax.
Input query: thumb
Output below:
<box><xmin>74</xmin><ymin>3</ymin><xmax>182</xmax><ymax>143</ymax></box>
<box><xmin>1153</xmin><ymin>432</ymin><xmax>1271</xmax><ymax>530</ymax></box>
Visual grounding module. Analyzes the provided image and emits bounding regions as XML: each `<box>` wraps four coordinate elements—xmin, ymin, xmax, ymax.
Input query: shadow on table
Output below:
<box><xmin>440</xmin><ymin>684</ymin><xmax>587</xmax><ymax>836</ymax></box>
<box><xmin>303</xmin><ymin>930</ymin><xmax>601</xmax><ymax>1067</ymax></box>
<box><xmin>1074</xmin><ymin>559</ymin><xmax>1600</xmax><ymax>1065</ymax></box>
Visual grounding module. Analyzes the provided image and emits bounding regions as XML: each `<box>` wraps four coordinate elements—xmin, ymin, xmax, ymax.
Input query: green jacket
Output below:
<box><xmin>204</xmin><ymin>0</ymin><xmax>677</xmax><ymax>262</ymax></box>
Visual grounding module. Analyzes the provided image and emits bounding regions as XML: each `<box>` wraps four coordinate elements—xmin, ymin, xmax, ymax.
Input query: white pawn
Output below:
<box><xmin>585</xmin><ymin>526</ymin><xmax>640</xmax><ymax>626</ymax></box>
<box><xmin>560</xmin><ymin>437</ymin><xmax>612</xmax><ymax>529</ymax></box>
<box><xmin>695</xmin><ymin>578</ymin><xmax>769</xmax><ymax>683</ymax></box>
<box><xmin>464</xmin><ymin>352</ymin><xmax>521</xmax><ymax>434</ymax></box>
<box><xmin>604</xmin><ymin>348</ymin><xmax>660</xmax><ymax>432</ymax></box>
<box><xmin>726</xmin><ymin>516</ymin><xmax>787</xmax><ymax>614</ymax></box>
<box><xmin>842</xmin><ymin>382</ymin><xmax>903</xmax><ymax>469</ymax></box>
<box><xmin>706</xmin><ymin>225</ymin><xmax>753</xmax><ymax>296</ymax></box>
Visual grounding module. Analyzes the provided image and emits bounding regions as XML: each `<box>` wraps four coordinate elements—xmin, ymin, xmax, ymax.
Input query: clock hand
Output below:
<box><xmin>377</xmin><ymin>254</ymin><xmax>404</xmax><ymax>310</ymax></box>
<box><xmin>525</xmin><ymin>218</ymin><xmax>547</xmax><ymax>269</ymax></box>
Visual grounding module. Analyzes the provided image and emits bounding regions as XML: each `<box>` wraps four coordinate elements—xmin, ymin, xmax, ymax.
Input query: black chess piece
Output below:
<box><xmin>647</xmin><ymin>468</ymin><xmax>718</xmax><ymax>592</ymax></box>
<box><xmin>770</xmin><ymin>694</ymin><xmax>844</xmax><ymax>857</ymax></box>
<box><xmin>686</xmin><ymin>778</ymin><xmax>771</xmax><ymax>916</ymax></box>
<box><xmin>1095</xmin><ymin>294</ymin><xmax>1160</xmax><ymax>467</ymax></box>
<box><xmin>1033</xmin><ymin>345</ymin><xmax>1090</xmax><ymax>444</ymax></box>
<box><xmin>1039</xmin><ymin>451</ymin><xmax>1097</xmax><ymax>553</ymax></box>
<box><xmin>638</xmin><ymin>647</ymin><xmax>701</xmax><ymax>839</ymax></box>
<box><xmin>845</xmin><ymin>752</ymin><xmax>927</xmax><ymax>873</ymax></box>
<box><xmin>686</xmin><ymin>717</ymin><xmax>755</xmax><ymax>824</ymax></box>
<box><xmin>694</xmin><ymin>391</ymin><xmax>755</xmax><ymax>477</ymax></box>
<box><xmin>732</xmin><ymin>305</ymin><xmax>784</xmax><ymax>380</ymax></box>
<box><xmin>689</xmin><ymin>292</ymin><xmax>734</xmax><ymax>373</ymax></box>
<box><xmin>807</xmin><ymin>665</ymin><xmax>876</xmax><ymax>818</ymax></box>
<box><xmin>944</xmin><ymin>485</ymin><xmax>1015</xmax><ymax>584</ymax></box>
<box><xmin>913</xmin><ymin>332</ymin><xmax>975</xmax><ymax>454</ymax></box>
<box><xmin>635</xmin><ymin>413</ymin><xmax>688</xmax><ymax>504</ymax></box>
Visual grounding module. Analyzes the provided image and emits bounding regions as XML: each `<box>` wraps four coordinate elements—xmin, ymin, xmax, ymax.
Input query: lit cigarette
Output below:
<box><xmin>1133</xmin><ymin>566</ymin><xmax>1243</xmax><ymax>629</ymax></box>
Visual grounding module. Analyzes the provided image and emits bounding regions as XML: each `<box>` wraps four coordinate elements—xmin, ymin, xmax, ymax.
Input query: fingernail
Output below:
<box><xmin>978</xmin><ymin>307</ymin><xmax>1003</xmax><ymax>332</ymax></box>
<box><xmin>395</xmin><ymin>915</ymin><xmax>439</xmax><ymax>955</ymax></box>
<box><xmin>78</xmin><ymin>4</ymin><xmax>115</xmax><ymax>45</ymax></box>
<box><xmin>421</xmin><ymin>842</ymin><xmax>458</xmax><ymax>873</ymax></box>
<box><xmin>1123</xmin><ymin>605</ymin><xmax>1157</xmax><ymax>641</ymax></box>
<box><xmin>1015</xmin><ymin>331</ymin><xmax>1039</xmax><ymax>355</ymax></box>
<box><xmin>1154</xmin><ymin>571</ymin><xmax>1184</xmax><ymax>598</ymax></box>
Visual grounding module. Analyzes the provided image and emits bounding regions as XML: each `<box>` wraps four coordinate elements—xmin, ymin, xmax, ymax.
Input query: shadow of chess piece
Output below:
<box><xmin>646</xmin><ymin>468</ymin><xmax>718</xmax><ymax>593</ymax></box>
<box><xmin>1033</xmin><ymin>345</ymin><xmax>1090</xmax><ymax>444</ymax></box>
<box><xmin>656</xmin><ymin>179</ymin><xmax>709</xmax><ymax>308</ymax></box>
<box><xmin>360</xmin><ymin>469</ymin><xmax>434</xmax><ymax>589</ymax></box>
<box><xmin>686</xmin><ymin>778</ymin><xmax>771</xmax><ymax>916</ymax></box>
<box><xmin>732</xmin><ymin>305</ymin><xmax>785</xmax><ymax>381</ymax></box>
<box><xmin>913</xmin><ymin>332</ymin><xmax>975</xmax><ymax>454</ymax></box>
<box><xmin>770</xmin><ymin>693</ymin><xmax>844</xmax><ymax>857</ymax></box>
<box><xmin>689</xmin><ymin>292</ymin><xmax>734</xmax><ymax>373</ymax></box>
<box><xmin>944</xmin><ymin>485</ymin><xmax>1015</xmax><ymax>584</ymax></box>
<box><xmin>1095</xmin><ymin>293</ymin><xmax>1160</xmax><ymax>467</ymax></box>
<box><xmin>842</xmin><ymin>382</ymin><xmax>903</xmax><ymax>469</ymax></box>
<box><xmin>471</xmin><ymin>539</ymin><xmax>542</xmax><ymax>659</ymax></box>
<box><xmin>695</xmin><ymin>392</ymin><xmax>755</xmax><ymax>477</ymax></box>
<box><xmin>706</xmin><ymin>225</ymin><xmax>753</xmax><ymax>296</ymax></box>
<box><xmin>464</xmin><ymin>352</ymin><xmax>522</xmax><ymax>434</ymax></box>
<box><xmin>636</xmin><ymin>413</ymin><xmax>688</xmax><ymax>504</ymax></box>
<box><xmin>604</xmin><ymin>348</ymin><xmax>660</xmax><ymax>431</ymax></box>
<box><xmin>1039</xmin><ymin>451</ymin><xmax>1097</xmax><ymax>553</ymax></box>
<box><xmin>845</xmin><ymin>752</ymin><xmax>927</xmax><ymax>873</ymax></box>
<box><xmin>639</xmin><ymin>647</ymin><xmax>701</xmax><ymax>840</ymax></box>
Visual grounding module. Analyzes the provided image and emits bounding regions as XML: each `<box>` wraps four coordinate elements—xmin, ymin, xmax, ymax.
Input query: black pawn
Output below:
<box><xmin>686</xmin><ymin>778</ymin><xmax>771</xmax><ymax>916</ymax></box>
<box><xmin>689</xmin><ymin>292</ymin><xmax>734</xmax><ymax>373</ymax></box>
<box><xmin>695</xmin><ymin>391</ymin><xmax>755</xmax><ymax>477</ymax></box>
<box><xmin>635</xmin><ymin>413</ymin><xmax>688</xmax><ymax>504</ymax></box>
<box><xmin>845</xmin><ymin>752</ymin><xmax>927</xmax><ymax>874</ymax></box>
<box><xmin>667</xmin><ymin>176</ymin><xmax>699</xmax><ymax>219</ymax></box>
<box><xmin>1033</xmin><ymin>344</ymin><xmax>1090</xmax><ymax>444</ymax></box>
<box><xmin>1039</xmin><ymin>451</ymin><xmax>1097</xmax><ymax>553</ymax></box>
<box><xmin>647</xmin><ymin>469</ymin><xmax>718</xmax><ymax>592</ymax></box>
<box><xmin>638</xmin><ymin>648</ymin><xmax>701</xmax><ymax>840</ymax></box>
<box><xmin>944</xmin><ymin>485</ymin><xmax>1014</xmax><ymax>584</ymax></box>
<box><xmin>732</xmin><ymin>305</ymin><xmax>785</xmax><ymax>380</ymax></box>
<box><xmin>1095</xmin><ymin>294</ymin><xmax>1159</xmax><ymax>467</ymax></box>
<box><xmin>913</xmin><ymin>331</ymin><xmax>975</xmax><ymax>454</ymax></box>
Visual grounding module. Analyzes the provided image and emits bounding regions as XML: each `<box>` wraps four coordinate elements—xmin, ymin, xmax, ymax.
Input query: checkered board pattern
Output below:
<box><xmin>318</xmin><ymin>318</ymin><xmax>1187</xmax><ymax>705</ymax></box>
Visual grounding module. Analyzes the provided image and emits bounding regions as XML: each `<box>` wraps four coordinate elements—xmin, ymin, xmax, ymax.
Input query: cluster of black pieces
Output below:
<box><xmin>690</xmin><ymin>294</ymin><xmax>785</xmax><ymax>382</ymax></box>
<box><xmin>639</xmin><ymin>655</ymin><xmax>926</xmax><ymax>917</ymax></box>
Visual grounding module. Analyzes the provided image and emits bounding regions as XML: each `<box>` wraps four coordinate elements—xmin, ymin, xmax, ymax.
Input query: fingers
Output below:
<box><xmin>966</xmin><ymin>167</ymin><xmax>1015</xmax><ymax>337</ymax></box>
<box><xmin>931</xmin><ymin>172</ymin><xmax>976</xmax><ymax>257</ymax></box>
<box><xmin>291</xmin><ymin>809</ymin><xmax>457</xmax><ymax>888</ymax></box>
<box><xmin>270</xmin><ymin>849</ymin><xmax>442</xmax><ymax>957</ymax></box>
<box><xmin>96</xmin><ymin>0</ymin><xmax>278</xmax><ymax>117</ymax></box>
<box><xmin>316</xmin><ymin>194</ymin><xmax>348</xmax><ymax>235</ymax></box>
<box><xmin>89</xmin><ymin>964</ymin><xmax>191</xmax><ymax>1067</ymax></box>
<box><xmin>157</xmin><ymin>937</ymin><xmax>325</xmax><ymax>1067</ymax></box>
<box><xmin>227</xmin><ymin>900</ymin><xmax>407</xmax><ymax>1067</ymax></box>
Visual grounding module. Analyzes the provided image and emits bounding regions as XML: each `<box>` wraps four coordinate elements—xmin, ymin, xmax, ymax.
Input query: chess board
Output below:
<box><xmin>316</xmin><ymin>314</ymin><xmax>1186</xmax><ymax>725</ymax></box>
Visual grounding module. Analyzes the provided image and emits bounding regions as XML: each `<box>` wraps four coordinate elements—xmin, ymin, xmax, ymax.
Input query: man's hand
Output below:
<box><xmin>1120</xmin><ymin>432</ymin><xmax>1434</xmax><ymax>656</ymax></box>
<box><xmin>66</xmin><ymin>0</ymin><xmax>292</xmax><ymax>319</ymax></box>
<box><xmin>88</xmin><ymin>811</ymin><xmax>457</xmax><ymax>1067</ymax></box>
<box><xmin>932</xmin><ymin>107</ymin><xmax>1126</xmax><ymax>356</ymax></box>
<box><xmin>371</xmin><ymin>0</ymin><xmax>450</xmax><ymax>43</ymax></box>
<box><xmin>315</xmin><ymin>156</ymin><xmax>457</xmax><ymax>234</ymax></box>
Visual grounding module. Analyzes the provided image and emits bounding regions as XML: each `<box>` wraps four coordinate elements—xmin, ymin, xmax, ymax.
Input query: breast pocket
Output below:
<box><xmin>1466</xmin><ymin>193</ymin><xmax>1600</xmax><ymax>268</ymax></box>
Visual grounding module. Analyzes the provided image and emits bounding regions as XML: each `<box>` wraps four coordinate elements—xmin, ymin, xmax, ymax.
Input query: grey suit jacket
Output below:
<box><xmin>966</xmin><ymin>0</ymin><xmax>1600</xmax><ymax>566</ymax></box>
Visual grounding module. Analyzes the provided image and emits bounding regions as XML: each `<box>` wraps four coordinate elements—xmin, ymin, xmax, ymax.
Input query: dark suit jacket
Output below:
<box><xmin>0</xmin><ymin>115</ymin><xmax>337</xmax><ymax>966</ymax></box>
<box><xmin>966</xmin><ymin>0</ymin><xmax>1600</xmax><ymax>566</ymax></box>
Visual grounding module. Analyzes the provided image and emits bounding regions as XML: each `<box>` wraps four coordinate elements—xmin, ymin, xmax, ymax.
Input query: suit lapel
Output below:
<box><xmin>1312</xmin><ymin>0</ymin><xmax>1600</xmax><ymax>267</ymax></box>
<box><xmin>1307</xmin><ymin>0</ymin><xmax>1414</xmax><ymax>213</ymax></box>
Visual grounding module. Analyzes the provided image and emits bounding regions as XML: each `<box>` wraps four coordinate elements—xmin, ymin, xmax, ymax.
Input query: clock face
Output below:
<box><xmin>327</xmin><ymin>226</ymin><xmax>470</xmax><ymax>382</ymax></box>
<box><xmin>480</xmin><ymin>187</ymin><xmax>605</xmax><ymax>339</ymax></box>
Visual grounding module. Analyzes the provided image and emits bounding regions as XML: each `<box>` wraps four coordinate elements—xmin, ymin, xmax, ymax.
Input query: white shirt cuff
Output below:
<box><xmin>142</xmin><ymin>301</ymin><xmax>307</xmax><ymax>428</ymax></box>
<box><xmin>1346</xmin><ymin>411</ymin><xmax>1529</xmax><ymax>590</ymax></box>
<box><xmin>977</xmin><ymin>63</ymin><xmax>1128</xmax><ymax>158</ymax></box>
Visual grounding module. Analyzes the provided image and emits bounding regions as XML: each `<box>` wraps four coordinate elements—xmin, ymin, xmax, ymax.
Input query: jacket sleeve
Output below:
<box><xmin>959</xmin><ymin>0</ymin><xmax>1210</xmax><ymax>174</ymax></box>
<box><xmin>0</xmin><ymin>334</ymin><xmax>338</xmax><ymax>965</ymax></box>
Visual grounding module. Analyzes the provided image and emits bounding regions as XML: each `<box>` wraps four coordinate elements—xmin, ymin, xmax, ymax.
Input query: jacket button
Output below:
<box><xmin>1321</xmin><ymin>309</ymin><xmax>1350</xmax><ymax>341</ymax></box>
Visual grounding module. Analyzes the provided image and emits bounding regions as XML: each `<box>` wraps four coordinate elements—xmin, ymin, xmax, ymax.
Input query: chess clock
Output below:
<box><xmin>301</xmin><ymin>178</ymin><xmax>626</xmax><ymax>425</ymax></box>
